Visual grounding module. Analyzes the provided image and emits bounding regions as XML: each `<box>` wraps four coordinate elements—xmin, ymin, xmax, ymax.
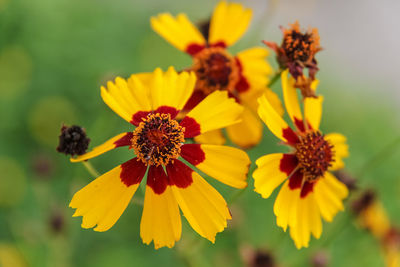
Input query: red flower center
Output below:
<box><xmin>295</xmin><ymin>131</ymin><xmax>334</xmax><ymax>181</ymax></box>
<box><xmin>191</xmin><ymin>47</ymin><xmax>239</xmax><ymax>95</ymax></box>
<box><xmin>131</xmin><ymin>113</ymin><xmax>185</xmax><ymax>166</ymax></box>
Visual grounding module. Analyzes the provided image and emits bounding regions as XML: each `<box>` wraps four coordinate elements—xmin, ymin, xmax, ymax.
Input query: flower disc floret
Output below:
<box><xmin>192</xmin><ymin>47</ymin><xmax>239</xmax><ymax>95</ymax></box>
<box><xmin>295</xmin><ymin>131</ymin><xmax>334</xmax><ymax>182</ymax></box>
<box><xmin>131</xmin><ymin>113</ymin><xmax>185</xmax><ymax>166</ymax></box>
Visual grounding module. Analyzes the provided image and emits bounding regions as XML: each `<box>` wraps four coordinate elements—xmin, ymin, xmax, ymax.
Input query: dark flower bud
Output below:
<box><xmin>351</xmin><ymin>190</ymin><xmax>376</xmax><ymax>215</ymax></box>
<box><xmin>252</xmin><ymin>250</ymin><xmax>275</xmax><ymax>267</ymax></box>
<box><xmin>49</xmin><ymin>211</ymin><xmax>64</xmax><ymax>233</ymax></box>
<box><xmin>334</xmin><ymin>170</ymin><xmax>357</xmax><ymax>191</ymax></box>
<box><xmin>56</xmin><ymin>125</ymin><xmax>90</xmax><ymax>156</ymax></box>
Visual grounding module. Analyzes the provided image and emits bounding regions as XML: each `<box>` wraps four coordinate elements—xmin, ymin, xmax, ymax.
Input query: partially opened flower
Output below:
<box><xmin>253</xmin><ymin>70</ymin><xmax>349</xmax><ymax>249</ymax></box>
<box><xmin>69</xmin><ymin>67</ymin><xmax>250</xmax><ymax>249</ymax></box>
<box><xmin>151</xmin><ymin>1</ymin><xmax>282</xmax><ymax>148</ymax></box>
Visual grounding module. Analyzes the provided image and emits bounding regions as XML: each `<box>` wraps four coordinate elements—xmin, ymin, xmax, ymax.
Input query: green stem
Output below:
<box><xmin>357</xmin><ymin>135</ymin><xmax>400</xmax><ymax>179</ymax></box>
<box><xmin>267</xmin><ymin>70</ymin><xmax>283</xmax><ymax>88</ymax></box>
<box><xmin>82</xmin><ymin>161</ymin><xmax>100</xmax><ymax>178</ymax></box>
<box><xmin>228</xmin><ymin>186</ymin><xmax>248</xmax><ymax>204</ymax></box>
<box><xmin>131</xmin><ymin>198</ymin><xmax>144</xmax><ymax>206</ymax></box>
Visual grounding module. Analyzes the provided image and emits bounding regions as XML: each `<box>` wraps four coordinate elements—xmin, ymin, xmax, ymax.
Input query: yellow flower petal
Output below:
<box><xmin>70</xmin><ymin>159</ymin><xmax>146</xmax><ymax>232</ymax></box>
<box><xmin>253</xmin><ymin>153</ymin><xmax>288</xmax><ymax>199</ymax></box>
<box><xmin>264</xmin><ymin>89</ymin><xmax>285</xmax><ymax>117</ymax></box>
<box><xmin>149</xmin><ymin>67</ymin><xmax>196</xmax><ymax>111</ymax></box>
<box><xmin>150</xmin><ymin>13</ymin><xmax>206</xmax><ymax>53</ymax></box>
<box><xmin>314</xmin><ymin>172</ymin><xmax>348</xmax><ymax>222</ymax></box>
<box><xmin>226</xmin><ymin>106</ymin><xmax>263</xmax><ymax>149</ymax></box>
<box><xmin>101</xmin><ymin>75</ymin><xmax>152</xmax><ymax>124</ymax></box>
<box><xmin>274</xmin><ymin>181</ymin><xmax>300</xmax><ymax>231</ymax></box>
<box><xmin>257</xmin><ymin>93</ymin><xmax>299</xmax><ymax>144</ymax></box>
<box><xmin>236</xmin><ymin>47</ymin><xmax>273</xmax><ymax>89</ymax></box>
<box><xmin>182</xmin><ymin>90</ymin><xmax>243</xmax><ymax>137</ymax></box>
<box><xmin>360</xmin><ymin>201</ymin><xmax>390</xmax><ymax>239</ymax></box>
<box><xmin>304</xmin><ymin>95</ymin><xmax>324</xmax><ymax>131</ymax></box>
<box><xmin>281</xmin><ymin>69</ymin><xmax>304</xmax><ymax>128</ymax></box>
<box><xmin>325</xmin><ymin>133</ymin><xmax>349</xmax><ymax>171</ymax></box>
<box><xmin>209</xmin><ymin>2</ymin><xmax>252</xmax><ymax>47</ymax></box>
<box><xmin>181</xmin><ymin>144</ymin><xmax>250</xmax><ymax>189</ymax></box>
<box><xmin>70</xmin><ymin>132</ymin><xmax>132</xmax><ymax>162</ymax></box>
<box><xmin>171</xmin><ymin>172</ymin><xmax>231</xmax><ymax>243</ymax></box>
<box><xmin>289</xmin><ymin>193</ymin><xmax>322</xmax><ymax>249</ymax></box>
<box><xmin>194</xmin><ymin>129</ymin><xmax>226</xmax><ymax>145</ymax></box>
<box><xmin>140</xmin><ymin>185</ymin><xmax>181</xmax><ymax>249</ymax></box>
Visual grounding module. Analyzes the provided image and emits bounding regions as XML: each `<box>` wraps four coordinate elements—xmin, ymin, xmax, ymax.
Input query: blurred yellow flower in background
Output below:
<box><xmin>151</xmin><ymin>1</ymin><xmax>283</xmax><ymax>148</ymax></box>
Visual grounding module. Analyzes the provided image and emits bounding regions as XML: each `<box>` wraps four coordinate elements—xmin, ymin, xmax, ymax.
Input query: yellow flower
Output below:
<box><xmin>352</xmin><ymin>191</ymin><xmax>400</xmax><ymax>267</ymax></box>
<box><xmin>69</xmin><ymin>67</ymin><xmax>250</xmax><ymax>249</ymax></box>
<box><xmin>151</xmin><ymin>1</ymin><xmax>282</xmax><ymax>148</ymax></box>
<box><xmin>252</xmin><ymin>70</ymin><xmax>349</xmax><ymax>249</ymax></box>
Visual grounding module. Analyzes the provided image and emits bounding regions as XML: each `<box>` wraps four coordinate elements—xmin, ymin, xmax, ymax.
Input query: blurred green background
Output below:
<box><xmin>0</xmin><ymin>0</ymin><xmax>399</xmax><ymax>266</ymax></box>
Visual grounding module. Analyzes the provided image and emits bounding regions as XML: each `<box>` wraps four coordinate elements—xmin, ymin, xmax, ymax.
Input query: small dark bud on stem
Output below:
<box><xmin>56</xmin><ymin>125</ymin><xmax>90</xmax><ymax>156</ymax></box>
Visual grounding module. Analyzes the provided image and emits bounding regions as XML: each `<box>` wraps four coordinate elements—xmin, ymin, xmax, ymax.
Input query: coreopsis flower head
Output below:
<box><xmin>352</xmin><ymin>190</ymin><xmax>400</xmax><ymax>267</ymax></box>
<box><xmin>69</xmin><ymin>67</ymin><xmax>250</xmax><ymax>249</ymax></box>
<box><xmin>352</xmin><ymin>190</ymin><xmax>391</xmax><ymax>240</ymax></box>
<box><xmin>56</xmin><ymin>125</ymin><xmax>90</xmax><ymax>156</ymax></box>
<box><xmin>151</xmin><ymin>1</ymin><xmax>283</xmax><ymax>148</ymax></box>
<box><xmin>252</xmin><ymin>70</ymin><xmax>349</xmax><ymax>249</ymax></box>
<box><xmin>264</xmin><ymin>21</ymin><xmax>321</xmax><ymax>98</ymax></box>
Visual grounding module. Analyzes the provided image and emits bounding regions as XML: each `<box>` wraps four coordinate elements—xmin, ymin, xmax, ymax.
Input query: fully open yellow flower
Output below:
<box><xmin>253</xmin><ymin>70</ymin><xmax>349</xmax><ymax>249</ymax></box>
<box><xmin>151</xmin><ymin>1</ymin><xmax>282</xmax><ymax>148</ymax></box>
<box><xmin>69</xmin><ymin>67</ymin><xmax>250</xmax><ymax>249</ymax></box>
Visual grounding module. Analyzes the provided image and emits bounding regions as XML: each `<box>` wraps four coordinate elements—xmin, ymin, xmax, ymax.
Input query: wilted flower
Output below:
<box><xmin>264</xmin><ymin>21</ymin><xmax>321</xmax><ymax>98</ymax></box>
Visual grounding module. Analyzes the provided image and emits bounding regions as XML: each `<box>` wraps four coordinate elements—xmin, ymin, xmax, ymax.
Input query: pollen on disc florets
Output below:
<box><xmin>295</xmin><ymin>131</ymin><xmax>334</xmax><ymax>182</ymax></box>
<box><xmin>131</xmin><ymin>113</ymin><xmax>185</xmax><ymax>166</ymax></box>
<box><xmin>282</xmin><ymin>21</ymin><xmax>320</xmax><ymax>67</ymax></box>
<box><xmin>191</xmin><ymin>46</ymin><xmax>239</xmax><ymax>95</ymax></box>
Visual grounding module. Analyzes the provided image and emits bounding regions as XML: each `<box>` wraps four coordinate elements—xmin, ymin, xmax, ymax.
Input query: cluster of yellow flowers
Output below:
<box><xmin>67</xmin><ymin>2</ymin><xmax>351</xmax><ymax>250</ymax></box>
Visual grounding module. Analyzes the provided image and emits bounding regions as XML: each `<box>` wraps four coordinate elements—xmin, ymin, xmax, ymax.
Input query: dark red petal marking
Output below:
<box><xmin>180</xmin><ymin>144</ymin><xmax>206</xmax><ymax>166</ymax></box>
<box><xmin>131</xmin><ymin>111</ymin><xmax>151</xmax><ymax>126</ymax></box>
<box><xmin>210</xmin><ymin>41</ymin><xmax>227</xmax><ymax>48</ymax></box>
<box><xmin>182</xmin><ymin>90</ymin><xmax>207</xmax><ymax>112</ymax></box>
<box><xmin>236</xmin><ymin>75</ymin><xmax>250</xmax><ymax>93</ymax></box>
<box><xmin>154</xmin><ymin>106</ymin><xmax>179</xmax><ymax>119</ymax></box>
<box><xmin>186</xmin><ymin>43</ymin><xmax>205</xmax><ymax>56</ymax></box>
<box><xmin>300</xmin><ymin>181</ymin><xmax>315</xmax><ymax>198</ymax></box>
<box><xmin>234</xmin><ymin>58</ymin><xmax>250</xmax><ymax>93</ymax></box>
<box><xmin>180</xmin><ymin>116</ymin><xmax>201</xmax><ymax>138</ymax></box>
<box><xmin>131</xmin><ymin>107</ymin><xmax>179</xmax><ymax>126</ymax></box>
<box><xmin>282</xmin><ymin>127</ymin><xmax>300</xmax><ymax>145</ymax></box>
<box><xmin>120</xmin><ymin>158</ymin><xmax>147</xmax><ymax>187</ymax></box>
<box><xmin>166</xmin><ymin>159</ymin><xmax>193</xmax><ymax>188</ymax></box>
<box><xmin>113</xmin><ymin>132</ymin><xmax>134</xmax><ymax>147</ymax></box>
<box><xmin>279</xmin><ymin>154</ymin><xmax>299</xmax><ymax>175</ymax></box>
<box><xmin>288</xmin><ymin>169</ymin><xmax>303</xmax><ymax>190</ymax></box>
<box><xmin>294</xmin><ymin>118</ymin><xmax>306</xmax><ymax>133</ymax></box>
<box><xmin>147</xmin><ymin>165</ymin><xmax>168</xmax><ymax>194</ymax></box>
